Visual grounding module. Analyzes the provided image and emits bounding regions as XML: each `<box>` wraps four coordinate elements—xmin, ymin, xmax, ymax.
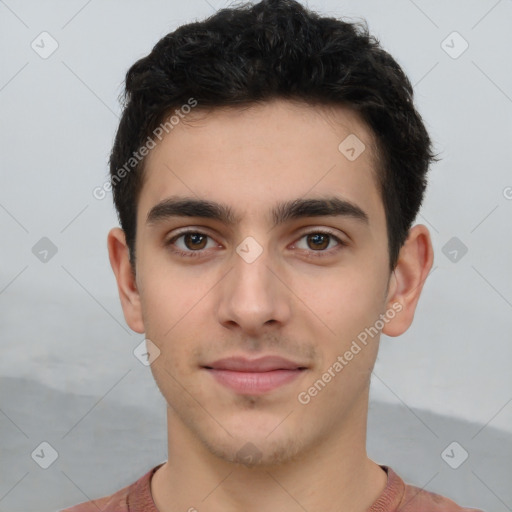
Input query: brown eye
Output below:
<box><xmin>183</xmin><ymin>233</ymin><xmax>208</xmax><ymax>250</ymax></box>
<box><xmin>306</xmin><ymin>233</ymin><xmax>330</xmax><ymax>250</ymax></box>
<box><xmin>295</xmin><ymin>232</ymin><xmax>342</xmax><ymax>251</ymax></box>
<box><xmin>293</xmin><ymin>230</ymin><xmax>347</xmax><ymax>258</ymax></box>
<box><xmin>166</xmin><ymin>230</ymin><xmax>218</xmax><ymax>258</ymax></box>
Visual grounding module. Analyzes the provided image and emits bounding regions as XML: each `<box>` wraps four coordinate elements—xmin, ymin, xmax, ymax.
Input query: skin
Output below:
<box><xmin>108</xmin><ymin>99</ymin><xmax>433</xmax><ymax>512</ymax></box>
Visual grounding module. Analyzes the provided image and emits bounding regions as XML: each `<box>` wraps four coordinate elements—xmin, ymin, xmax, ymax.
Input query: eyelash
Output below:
<box><xmin>165</xmin><ymin>229</ymin><xmax>347</xmax><ymax>259</ymax></box>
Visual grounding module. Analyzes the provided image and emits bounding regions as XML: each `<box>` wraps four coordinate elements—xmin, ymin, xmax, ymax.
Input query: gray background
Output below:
<box><xmin>1</xmin><ymin>0</ymin><xmax>511</xmax><ymax>511</ymax></box>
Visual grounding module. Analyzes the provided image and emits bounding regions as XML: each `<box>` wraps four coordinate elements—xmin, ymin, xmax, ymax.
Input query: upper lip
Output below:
<box><xmin>203</xmin><ymin>356</ymin><xmax>307</xmax><ymax>372</ymax></box>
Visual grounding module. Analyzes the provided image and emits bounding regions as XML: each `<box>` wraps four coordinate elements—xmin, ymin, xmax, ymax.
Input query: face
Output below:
<box><xmin>118</xmin><ymin>100</ymin><xmax>402</xmax><ymax>466</ymax></box>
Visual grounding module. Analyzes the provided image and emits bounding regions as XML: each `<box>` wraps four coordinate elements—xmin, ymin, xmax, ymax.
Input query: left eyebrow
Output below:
<box><xmin>146</xmin><ymin>195</ymin><xmax>369</xmax><ymax>228</ymax></box>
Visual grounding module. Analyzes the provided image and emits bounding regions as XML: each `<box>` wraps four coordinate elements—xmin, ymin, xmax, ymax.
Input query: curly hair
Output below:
<box><xmin>109</xmin><ymin>0</ymin><xmax>439</xmax><ymax>272</ymax></box>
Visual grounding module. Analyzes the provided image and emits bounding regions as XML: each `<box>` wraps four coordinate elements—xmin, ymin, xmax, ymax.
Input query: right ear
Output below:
<box><xmin>382</xmin><ymin>224</ymin><xmax>434</xmax><ymax>337</ymax></box>
<box><xmin>107</xmin><ymin>227</ymin><xmax>145</xmax><ymax>334</ymax></box>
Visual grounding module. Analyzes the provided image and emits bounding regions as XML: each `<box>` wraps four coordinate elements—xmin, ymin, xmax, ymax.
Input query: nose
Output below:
<box><xmin>215</xmin><ymin>242</ymin><xmax>291</xmax><ymax>337</ymax></box>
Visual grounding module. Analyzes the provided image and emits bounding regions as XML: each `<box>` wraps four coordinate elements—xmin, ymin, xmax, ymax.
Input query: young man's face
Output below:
<box><xmin>109</xmin><ymin>100</ymin><xmax>426</xmax><ymax>466</ymax></box>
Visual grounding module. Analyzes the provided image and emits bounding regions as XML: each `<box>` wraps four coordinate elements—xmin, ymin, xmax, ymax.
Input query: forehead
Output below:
<box><xmin>137</xmin><ymin>99</ymin><xmax>384</xmax><ymax>229</ymax></box>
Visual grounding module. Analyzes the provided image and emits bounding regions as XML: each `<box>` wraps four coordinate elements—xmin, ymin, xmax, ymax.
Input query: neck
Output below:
<box><xmin>151</xmin><ymin>392</ymin><xmax>387</xmax><ymax>512</ymax></box>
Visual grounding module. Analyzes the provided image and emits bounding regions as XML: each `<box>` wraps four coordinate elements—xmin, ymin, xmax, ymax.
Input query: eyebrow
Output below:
<box><xmin>146</xmin><ymin>195</ymin><xmax>369</xmax><ymax>228</ymax></box>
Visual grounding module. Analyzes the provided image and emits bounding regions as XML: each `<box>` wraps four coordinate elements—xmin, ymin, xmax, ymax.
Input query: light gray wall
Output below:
<box><xmin>1</xmin><ymin>1</ymin><xmax>511</xmax><ymax>511</ymax></box>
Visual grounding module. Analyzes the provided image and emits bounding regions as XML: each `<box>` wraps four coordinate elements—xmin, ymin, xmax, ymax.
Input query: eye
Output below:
<box><xmin>293</xmin><ymin>230</ymin><xmax>346</xmax><ymax>256</ymax></box>
<box><xmin>165</xmin><ymin>229</ymin><xmax>347</xmax><ymax>259</ymax></box>
<box><xmin>165</xmin><ymin>231</ymin><xmax>219</xmax><ymax>258</ymax></box>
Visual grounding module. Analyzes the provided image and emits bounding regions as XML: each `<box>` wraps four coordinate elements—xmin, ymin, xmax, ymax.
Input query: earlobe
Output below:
<box><xmin>107</xmin><ymin>227</ymin><xmax>145</xmax><ymax>334</ymax></box>
<box><xmin>382</xmin><ymin>224</ymin><xmax>434</xmax><ymax>338</ymax></box>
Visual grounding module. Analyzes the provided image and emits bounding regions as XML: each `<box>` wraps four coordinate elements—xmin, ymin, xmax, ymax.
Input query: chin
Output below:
<box><xmin>200</xmin><ymin>428</ymin><xmax>308</xmax><ymax>468</ymax></box>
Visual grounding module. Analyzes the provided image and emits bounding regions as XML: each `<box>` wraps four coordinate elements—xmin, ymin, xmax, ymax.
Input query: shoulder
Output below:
<box><xmin>401</xmin><ymin>483</ymin><xmax>484</xmax><ymax>512</ymax></box>
<box><xmin>59</xmin><ymin>483</ymin><xmax>131</xmax><ymax>512</ymax></box>
<box><xmin>394</xmin><ymin>469</ymin><xmax>484</xmax><ymax>512</ymax></box>
<box><xmin>59</xmin><ymin>464</ymin><xmax>163</xmax><ymax>512</ymax></box>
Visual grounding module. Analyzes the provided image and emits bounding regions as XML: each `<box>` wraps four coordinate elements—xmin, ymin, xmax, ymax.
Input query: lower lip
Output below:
<box><xmin>205</xmin><ymin>368</ymin><xmax>305</xmax><ymax>394</ymax></box>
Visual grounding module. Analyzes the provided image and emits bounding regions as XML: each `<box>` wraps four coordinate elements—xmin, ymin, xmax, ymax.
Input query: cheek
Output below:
<box><xmin>138</xmin><ymin>270</ymin><xmax>212</xmax><ymax>365</ymax></box>
<box><xmin>298</xmin><ymin>266</ymin><xmax>386</xmax><ymax>340</ymax></box>
<box><xmin>139</xmin><ymin>263</ymin><xmax>198</xmax><ymax>325</ymax></box>
<box><xmin>138</xmin><ymin>274</ymin><xmax>178</xmax><ymax>343</ymax></box>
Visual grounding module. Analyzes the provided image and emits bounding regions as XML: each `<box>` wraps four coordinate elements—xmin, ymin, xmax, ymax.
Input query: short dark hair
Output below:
<box><xmin>109</xmin><ymin>0</ymin><xmax>439</xmax><ymax>273</ymax></box>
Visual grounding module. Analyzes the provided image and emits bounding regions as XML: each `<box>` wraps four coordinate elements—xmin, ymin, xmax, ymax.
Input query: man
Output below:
<box><xmin>62</xmin><ymin>0</ymin><xmax>483</xmax><ymax>510</ymax></box>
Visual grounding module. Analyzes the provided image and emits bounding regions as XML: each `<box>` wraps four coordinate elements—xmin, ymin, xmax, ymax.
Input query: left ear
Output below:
<box><xmin>107</xmin><ymin>227</ymin><xmax>145</xmax><ymax>334</ymax></box>
<box><xmin>382</xmin><ymin>224</ymin><xmax>434</xmax><ymax>337</ymax></box>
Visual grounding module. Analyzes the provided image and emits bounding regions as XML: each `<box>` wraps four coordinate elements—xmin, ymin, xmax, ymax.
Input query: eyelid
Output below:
<box><xmin>165</xmin><ymin>227</ymin><xmax>348</xmax><ymax>257</ymax></box>
<box><xmin>165</xmin><ymin>228</ymin><xmax>221</xmax><ymax>256</ymax></box>
<box><xmin>293</xmin><ymin>226</ymin><xmax>347</xmax><ymax>242</ymax></box>
<box><xmin>290</xmin><ymin>228</ymin><xmax>347</xmax><ymax>256</ymax></box>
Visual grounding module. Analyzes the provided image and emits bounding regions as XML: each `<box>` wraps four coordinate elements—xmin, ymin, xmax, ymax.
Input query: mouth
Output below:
<box><xmin>201</xmin><ymin>355</ymin><xmax>308</xmax><ymax>395</ymax></box>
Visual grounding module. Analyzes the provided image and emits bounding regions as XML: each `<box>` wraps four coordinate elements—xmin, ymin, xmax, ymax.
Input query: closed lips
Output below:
<box><xmin>203</xmin><ymin>356</ymin><xmax>308</xmax><ymax>372</ymax></box>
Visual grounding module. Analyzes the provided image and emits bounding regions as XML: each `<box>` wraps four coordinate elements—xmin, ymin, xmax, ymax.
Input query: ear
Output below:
<box><xmin>107</xmin><ymin>227</ymin><xmax>145</xmax><ymax>334</ymax></box>
<box><xmin>382</xmin><ymin>224</ymin><xmax>434</xmax><ymax>337</ymax></box>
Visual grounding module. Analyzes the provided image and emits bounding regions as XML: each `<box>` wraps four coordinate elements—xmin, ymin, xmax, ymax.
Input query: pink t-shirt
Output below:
<box><xmin>60</xmin><ymin>464</ymin><xmax>483</xmax><ymax>512</ymax></box>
